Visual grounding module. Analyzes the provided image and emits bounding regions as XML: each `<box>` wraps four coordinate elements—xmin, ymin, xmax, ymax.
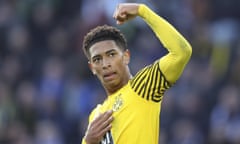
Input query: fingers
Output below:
<box><xmin>97</xmin><ymin>120</ymin><xmax>113</xmax><ymax>137</ymax></box>
<box><xmin>88</xmin><ymin>110</ymin><xmax>113</xmax><ymax>135</ymax></box>
<box><xmin>84</xmin><ymin>110</ymin><xmax>114</xmax><ymax>143</ymax></box>
<box><xmin>113</xmin><ymin>4</ymin><xmax>119</xmax><ymax>19</ymax></box>
<box><xmin>113</xmin><ymin>3</ymin><xmax>139</xmax><ymax>25</ymax></box>
<box><xmin>94</xmin><ymin>110</ymin><xmax>113</xmax><ymax>124</ymax></box>
<box><xmin>113</xmin><ymin>4</ymin><xmax>127</xmax><ymax>25</ymax></box>
<box><xmin>93</xmin><ymin>110</ymin><xmax>114</xmax><ymax>131</ymax></box>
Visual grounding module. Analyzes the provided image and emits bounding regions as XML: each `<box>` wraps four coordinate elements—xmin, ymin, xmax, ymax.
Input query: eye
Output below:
<box><xmin>108</xmin><ymin>52</ymin><xmax>116</xmax><ymax>57</ymax></box>
<box><xmin>92</xmin><ymin>57</ymin><xmax>101</xmax><ymax>63</ymax></box>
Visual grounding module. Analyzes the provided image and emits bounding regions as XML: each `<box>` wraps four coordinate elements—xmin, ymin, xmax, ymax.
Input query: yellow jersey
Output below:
<box><xmin>88</xmin><ymin>60</ymin><xmax>170</xmax><ymax>144</ymax></box>
<box><xmin>82</xmin><ymin>3</ymin><xmax>192</xmax><ymax>144</ymax></box>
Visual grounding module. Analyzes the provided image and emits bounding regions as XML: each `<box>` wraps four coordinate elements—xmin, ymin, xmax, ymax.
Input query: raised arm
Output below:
<box><xmin>114</xmin><ymin>4</ymin><xmax>192</xmax><ymax>84</ymax></box>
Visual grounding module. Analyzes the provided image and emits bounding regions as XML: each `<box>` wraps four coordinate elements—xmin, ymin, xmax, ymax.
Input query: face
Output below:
<box><xmin>88</xmin><ymin>40</ymin><xmax>130</xmax><ymax>91</ymax></box>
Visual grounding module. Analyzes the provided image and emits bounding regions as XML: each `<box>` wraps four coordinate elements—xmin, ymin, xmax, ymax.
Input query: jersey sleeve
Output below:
<box><xmin>130</xmin><ymin>61</ymin><xmax>171</xmax><ymax>103</ymax></box>
<box><xmin>138</xmin><ymin>4</ymin><xmax>192</xmax><ymax>84</ymax></box>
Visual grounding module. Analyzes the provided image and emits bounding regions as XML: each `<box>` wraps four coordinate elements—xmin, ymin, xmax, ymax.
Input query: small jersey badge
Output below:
<box><xmin>112</xmin><ymin>94</ymin><xmax>123</xmax><ymax>112</ymax></box>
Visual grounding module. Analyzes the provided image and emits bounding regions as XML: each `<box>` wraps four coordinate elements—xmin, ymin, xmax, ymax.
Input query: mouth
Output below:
<box><xmin>103</xmin><ymin>72</ymin><xmax>117</xmax><ymax>80</ymax></box>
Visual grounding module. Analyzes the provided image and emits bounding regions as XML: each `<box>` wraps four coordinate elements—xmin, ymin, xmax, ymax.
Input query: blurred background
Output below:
<box><xmin>0</xmin><ymin>0</ymin><xmax>240</xmax><ymax>144</ymax></box>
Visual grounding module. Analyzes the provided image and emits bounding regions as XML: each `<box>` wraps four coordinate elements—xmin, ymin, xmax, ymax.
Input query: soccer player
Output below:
<box><xmin>81</xmin><ymin>3</ymin><xmax>192</xmax><ymax>144</ymax></box>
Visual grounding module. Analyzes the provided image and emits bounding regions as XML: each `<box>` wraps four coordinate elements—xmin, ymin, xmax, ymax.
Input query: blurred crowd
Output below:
<box><xmin>0</xmin><ymin>0</ymin><xmax>240</xmax><ymax>144</ymax></box>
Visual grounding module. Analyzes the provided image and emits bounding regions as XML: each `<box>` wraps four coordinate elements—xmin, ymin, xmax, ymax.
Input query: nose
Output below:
<box><xmin>102</xmin><ymin>58</ymin><xmax>111</xmax><ymax>69</ymax></box>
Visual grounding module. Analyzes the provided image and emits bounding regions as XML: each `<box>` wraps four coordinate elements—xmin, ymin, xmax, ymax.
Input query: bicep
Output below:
<box><xmin>159</xmin><ymin>47</ymin><xmax>191</xmax><ymax>84</ymax></box>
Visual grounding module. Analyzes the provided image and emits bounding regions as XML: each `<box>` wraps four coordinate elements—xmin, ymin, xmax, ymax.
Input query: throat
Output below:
<box><xmin>105</xmin><ymin>82</ymin><xmax>126</xmax><ymax>95</ymax></box>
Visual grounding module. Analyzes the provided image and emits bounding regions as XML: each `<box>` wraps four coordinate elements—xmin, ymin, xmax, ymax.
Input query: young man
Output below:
<box><xmin>81</xmin><ymin>3</ymin><xmax>192</xmax><ymax>144</ymax></box>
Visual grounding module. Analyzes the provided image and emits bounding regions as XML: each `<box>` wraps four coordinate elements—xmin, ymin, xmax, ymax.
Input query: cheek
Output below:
<box><xmin>115</xmin><ymin>60</ymin><xmax>126</xmax><ymax>69</ymax></box>
<box><xmin>91</xmin><ymin>64</ymin><xmax>101</xmax><ymax>74</ymax></box>
<box><xmin>93</xmin><ymin>67</ymin><xmax>102</xmax><ymax>74</ymax></box>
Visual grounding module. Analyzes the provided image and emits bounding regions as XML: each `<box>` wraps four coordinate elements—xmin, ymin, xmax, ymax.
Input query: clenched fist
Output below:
<box><xmin>113</xmin><ymin>3</ymin><xmax>140</xmax><ymax>25</ymax></box>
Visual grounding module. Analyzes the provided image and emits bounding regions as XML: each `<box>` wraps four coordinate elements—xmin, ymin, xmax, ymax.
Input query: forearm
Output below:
<box><xmin>138</xmin><ymin>4</ymin><xmax>192</xmax><ymax>83</ymax></box>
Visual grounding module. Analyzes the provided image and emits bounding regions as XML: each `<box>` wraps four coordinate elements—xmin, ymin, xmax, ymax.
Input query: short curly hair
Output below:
<box><xmin>82</xmin><ymin>25</ymin><xmax>127</xmax><ymax>59</ymax></box>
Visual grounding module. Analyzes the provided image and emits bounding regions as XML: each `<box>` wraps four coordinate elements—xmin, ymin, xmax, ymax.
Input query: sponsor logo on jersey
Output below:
<box><xmin>101</xmin><ymin>131</ymin><xmax>114</xmax><ymax>144</ymax></box>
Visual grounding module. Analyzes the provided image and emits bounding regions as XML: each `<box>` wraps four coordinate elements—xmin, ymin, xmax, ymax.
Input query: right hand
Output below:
<box><xmin>84</xmin><ymin>110</ymin><xmax>114</xmax><ymax>144</ymax></box>
<box><xmin>113</xmin><ymin>3</ymin><xmax>140</xmax><ymax>25</ymax></box>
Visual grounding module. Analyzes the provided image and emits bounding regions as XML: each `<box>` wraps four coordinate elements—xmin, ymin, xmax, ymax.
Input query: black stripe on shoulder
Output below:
<box><xmin>129</xmin><ymin>60</ymin><xmax>173</xmax><ymax>103</ymax></box>
<box><xmin>145</xmin><ymin>64</ymin><xmax>157</xmax><ymax>100</ymax></box>
<box><xmin>130</xmin><ymin>66</ymin><xmax>149</xmax><ymax>89</ymax></box>
<box><xmin>152</xmin><ymin>95</ymin><xmax>162</xmax><ymax>102</ymax></box>
<box><xmin>138</xmin><ymin>82</ymin><xmax>146</xmax><ymax>98</ymax></box>
<box><xmin>159</xmin><ymin>69</ymin><xmax>172</xmax><ymax>89</ymax></box>
<box><xmin>150</xmin><ymin>65</ymin><xmax>160</xmax><ymax>101</ymax></box>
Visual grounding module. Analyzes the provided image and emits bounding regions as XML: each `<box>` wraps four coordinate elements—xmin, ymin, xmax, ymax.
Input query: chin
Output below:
<box><xmin>105</xmin><ymin>79</ymin><xmax>120</xmax><ymax>87</ymax></box>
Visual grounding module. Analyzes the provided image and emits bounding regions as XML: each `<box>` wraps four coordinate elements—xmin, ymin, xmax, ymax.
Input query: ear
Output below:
<box><xmin>88</xmin><ymin>61</ymin><xmax>96</xmax><ymax>75</ymax></box>
<box><xmin>123</xmin><ymin>49</ymin><xmax>130</xmax><ymax>65</ymax></box>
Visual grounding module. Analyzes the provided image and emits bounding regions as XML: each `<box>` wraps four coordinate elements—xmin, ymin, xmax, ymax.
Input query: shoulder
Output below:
<box><xmin>129</xmin><ymin>60</ymin><xmax>172</xmax><ymax>102</ymax></box>
<box><xmin>130</xmin><ymin>60</ymin><xmax>161</xmax><ymax>83</ymax></box>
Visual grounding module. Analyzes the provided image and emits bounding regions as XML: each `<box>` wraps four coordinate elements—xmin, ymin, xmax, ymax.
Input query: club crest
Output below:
<box><xmin>112</xmin><ymin>94</ymin><xmax>123</xmax><ymax>112</ymax></box>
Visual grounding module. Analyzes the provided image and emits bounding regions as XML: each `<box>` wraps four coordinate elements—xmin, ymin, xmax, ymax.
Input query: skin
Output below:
<box><xmin>84</xmin><ymin>3</ymin><xmax>140</xmax><ymax>144</ymax></box>
<box><xmin>113</xmin><ymin>3</ymin><xmax>139</xmax><ymax>25</ymax></box>
<box><xmin>84</xmin><ymin>110</ymin><xmax>114</xmax><ymax>144</ymax></box>
<box><xmin>89</xmin><ymin>40</ymin><xmax>131</xmax><ymax>95</ymax></box>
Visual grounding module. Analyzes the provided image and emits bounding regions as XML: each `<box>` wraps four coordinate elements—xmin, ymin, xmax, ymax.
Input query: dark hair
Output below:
<box><xmin>82</xmin><ymin>25</ymin><xmax>127</xmax><ymax>59</ymax></box>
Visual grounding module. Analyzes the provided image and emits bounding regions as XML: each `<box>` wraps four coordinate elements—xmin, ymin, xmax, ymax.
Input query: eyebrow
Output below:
<box><xmin>91</xmin><ymin>49</ymin><xmax>117</xmax><ymax>60</ymax></box>
<box><xmin>106</xmin><ymin>49</ymin><xmax>116</xmax><ymax>54</ymax></box>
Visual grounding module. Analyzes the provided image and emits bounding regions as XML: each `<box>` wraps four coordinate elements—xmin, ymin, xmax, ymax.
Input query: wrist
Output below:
<box><xmin>83</xmin><ymin>136</ymin><xmax>97</xmax><ymax>144</ymax></box>
<box><xmin>138</xmin><ymin>4</ymin><xmax>148</xmax><ymax>18</ymax></box>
